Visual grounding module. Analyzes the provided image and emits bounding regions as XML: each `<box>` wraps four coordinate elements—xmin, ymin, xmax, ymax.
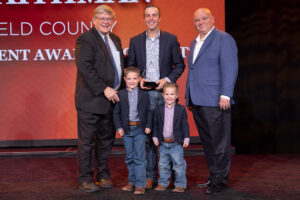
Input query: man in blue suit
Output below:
<box><xmin>186</xmin><ymin>8</ymin><xmax>238</xmax><ymax>194</ymax></box>
<box><xmin>127</xmin><ymin>5</ymin><xmax>185</xmax><ymax>189</ymax></box>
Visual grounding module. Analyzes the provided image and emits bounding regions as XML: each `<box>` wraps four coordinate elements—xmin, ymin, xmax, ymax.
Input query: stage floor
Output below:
<box><xmin>0</xmin><ymin>150</ymin><xmax>299</xmax><ymax>200</ymax></box>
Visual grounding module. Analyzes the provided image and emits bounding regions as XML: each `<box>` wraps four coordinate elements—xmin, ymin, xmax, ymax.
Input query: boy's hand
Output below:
<box><xmin>117</xmin><ymin>129</ymin><xmax>124</xmax><ymax>137</ymax></box>
<box><xmin>154</xmin><ymin>140</ymin><xmax>159</xmax><ymax>146</ymax></box>
<box><xmin>183</xmin><ymin>142</ymin><xmax>189</xmax><ymax>148</ymax></box>
<box><xmin>145</xmin><ymin>128</ymin><xmax>151</xmax><ymax>134</ymax></box>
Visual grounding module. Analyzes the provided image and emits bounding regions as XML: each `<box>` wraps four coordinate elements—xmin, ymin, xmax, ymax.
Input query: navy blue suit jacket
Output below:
<box><xmin>186</xmin><ymin>28</ymin><xmax>238</xmax><ymax>107</ymax></box>
<box><xmin>127</xmin><ymin>31</ymin><xmax>185</xmax><ymax>82</ymax></box>
<box><xmin>152</xmin><ymin>103</ymin><xmax>190</xmax><ymax>144</ymax></box>
<box><xmin>113</xmin><ymin>88</ymin><xmax>152</xmax><ymax>132</ymax></box>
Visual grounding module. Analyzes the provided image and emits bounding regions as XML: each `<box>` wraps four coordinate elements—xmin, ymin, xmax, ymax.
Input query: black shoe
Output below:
<box><xmin>195</xmin><ymin>179</ymin><xmax>212</xmax><ymax>188</ymax></box>
<box><xmin>79</xmin><ymin>182</ymin><xmax>100</xmax><ymax>193</ymax></box>
<box><xmin>205</xmin><ymin>183</ymin><xmax>226</xmax><ymax>194</ymax></box>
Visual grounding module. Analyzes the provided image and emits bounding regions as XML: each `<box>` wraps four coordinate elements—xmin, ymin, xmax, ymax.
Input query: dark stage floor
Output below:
<box><xmin>0</xmin><ymin>148</ymin><xmax>299</xmax><ymax>200</ymax></box>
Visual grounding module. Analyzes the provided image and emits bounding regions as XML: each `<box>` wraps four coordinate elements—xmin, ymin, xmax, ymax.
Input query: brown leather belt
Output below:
<box><xmin>128</xmin><ymin>121</ymin><xmax>140</xmax><ymax>126</ymax></box>
<box><xmin>163</xmin><ymin>138</ymin><xmax>174</xmax><ymax>143</ymax></box>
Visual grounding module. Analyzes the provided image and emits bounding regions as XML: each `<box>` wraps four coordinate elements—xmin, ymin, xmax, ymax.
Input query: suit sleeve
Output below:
<box><xmin>152</xmin><ymin>107</ymin><xmax>159</xmax><ymax>138</ymax></box>
<box><xmin>145</xmin><ymin>92</ymin><xmax>153</xmax><ymax>129</ymax></box>
<box><xmin>181</xmin><ymin>107</ymin><xmax>190</xmax><ymax>139</ymax></box>
<box><xmin>113</xmin><ymin>99</ymin><xmax>122</xmax><ymax>130</ymax></box>
<box><xmin>127</xmin><ymin>38</ymin><xmax>137</xmax><ymax>68</ymax></box>
<box><xmin>167</xmin><ymin>36</ymin><xmax>186</xmax><ymax>82</ymax></box>
<box><xmin>75</xmin><ymin>34</ymin><xmax>108</xmax><ymax>96</ymax></box>
<box><xmin>220</xmin><ymin>34</ymin><xmax>238</xmax><ymax>97</ymax></box>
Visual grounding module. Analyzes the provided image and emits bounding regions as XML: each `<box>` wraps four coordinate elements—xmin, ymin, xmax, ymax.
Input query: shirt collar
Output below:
<box><xmin>146</xmin><ymin>30</ymin><xmax>160</xmax><ymax>40</ymax></box>
<box><xmin>97</xmin><ymin>31</ymin><xmax>109</xmax><ymax>40</ymax></box>
<box><xmin>165</xmin><ymin>103</ymin><xmax>175</xmax><ymax>109</ymax></box>
<box><xmin>196</xmin><ymin>26</ymin><xmax>215</xmax><ymax>42</ymax></box>
<box><xmin>127</xmin><ymin>87</ymin><xmax>138</xmax><ymax>93</ymax></box>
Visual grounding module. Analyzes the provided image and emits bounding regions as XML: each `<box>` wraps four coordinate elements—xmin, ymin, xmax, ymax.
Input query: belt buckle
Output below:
<box><xmin>163</xmin><ymin>138</ymin><xmax>174</xmax><ymax>143</ymax></box>
<box><xmin>129</xmin><ymin>121</ymin><xmax>140</xmax><ymax>126</ymax></box>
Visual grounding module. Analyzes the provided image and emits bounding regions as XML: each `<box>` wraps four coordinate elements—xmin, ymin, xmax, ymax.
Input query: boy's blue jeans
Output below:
<box><xmin>123</xmin><ymin>125</ymin><xmax>146</xmax><ymax>187</ymax></box>
<box><xmin>158</xmin><ymin>142</ymin><xmax>187</xmax><ymax>188</ymax></box>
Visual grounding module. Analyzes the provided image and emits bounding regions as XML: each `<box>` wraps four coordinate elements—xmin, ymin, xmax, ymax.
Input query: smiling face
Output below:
<box><xmin>144</xmin><ymin>7</ymin><xmax>161</xmax><ymax>32</ymax></box>
<box><xmin>93</xmin><ymin>12</ymin><xmax>114</xmax><ymax>35</ymax></box>
<box><xmin>124</xmin><ymin>71</ymin><xmax>140</xmax><ymax>90</ymax></box>
<box><xmin>162</xmin><ymin>86</ymin><xmax>178</xmax><ymax>106</ymax></box>
<box><xmin>193</xmin><ymin>8</ymin><xmax>214</xmax><ymax>38</ymax></box>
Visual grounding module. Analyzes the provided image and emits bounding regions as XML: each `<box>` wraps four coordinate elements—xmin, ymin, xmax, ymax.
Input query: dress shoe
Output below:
<box><xmin>134</xmin><ymin>187</ymin><xmax>145</xmax><ymax>194</ymax></box>
<box><xmin>154</xmin><ymin>184</ymin><xmax>167</xmax><ymax>191</ymax></box>
<box><xmin>195</xmin><ymin>179</ymin><xmax>212</xmax><ymax>188</ymax></box>
<box><xmin>205</xmin><ymin>183</ymin><xmax>226</xmax><ymax>194</ymax></box>
<box><xmin>79</xmin><ymin>182</ymin><xmax>100</xmax><ymax>193</ymax></box>
<box><xmin>172</xmin><ymin>187</ymin><xmax>185</xmax><ymax>193</ymax></box>
<box><xmin>146</xmin><ymin>179</ymin><xmax>154</xmax><ymax>189</ymax></box>
<box><xmin>96</xmin><ymin>179</ymin><xmax>113</xmax><ymax>189</ymax></box>
<box><xmin>121</xmin><ymin>183</ymin><xmax>134</xmax><ymax>192</ymax></box>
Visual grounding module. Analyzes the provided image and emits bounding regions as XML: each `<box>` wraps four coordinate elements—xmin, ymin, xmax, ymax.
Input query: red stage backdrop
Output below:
<box><xmin>0</xmin><ymin>0</ymin><xmax>225</xmax><ymax>142</ymax></box>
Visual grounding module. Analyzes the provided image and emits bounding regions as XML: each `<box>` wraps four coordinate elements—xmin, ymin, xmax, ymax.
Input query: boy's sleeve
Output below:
<box><xmin>146</xmin><ymin>92</ymin><xmax>153</xmax><ymax>129</ymax></box>
<box><xmin>152</xmin><ymin>107</ymin><xmax>158</xmax><ymax>138</ymax></box>
<box><xmin>113</xmin><ymin>100</ymin><xmax>122</xmax><ymax>130</ymax></box>
<box><xmin>182</xmin><ymin>107</ymin><xmax>190</xmax><ymax>139</ymax></box>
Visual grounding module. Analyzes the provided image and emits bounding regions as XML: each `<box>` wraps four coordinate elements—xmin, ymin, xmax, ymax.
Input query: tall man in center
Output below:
<box><xmin>127</xmin><ymin>5</ymin><xmax>185</xmax><ymax>189</ymax></box>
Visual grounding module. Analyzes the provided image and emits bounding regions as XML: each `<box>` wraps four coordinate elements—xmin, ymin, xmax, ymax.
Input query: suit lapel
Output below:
<box><xmin>124</xmin><ymin>90</ymin><xmax>129</xmax><ymax>107</ymax></box>
<box><xmin>173</xmin><ymin>104</ymin><xmax>179</xmax><ymax>128</ymax></box>
<box><xmin>91</xmin><ymin>28</ymin><xmax>110</xmax><ymax>58</ymax></box>
<box><xmin>160</xmin><ymin>104</ymin><xmax>165</xmax><ymax>123</ymax></box>
<box><xmin>137</xmin><ymin>89</ymin><xmax>142</xmax><ymax>109</ymax></box>
<box><xmin>189</xmin><ymin>40</ymin><xmax>196</xmax><ymax>67</ymax></box>
<box><xmin>141</xmin><ymin>32</ymin><xmax>147</xmax><ymax>72</ymax></box>
<box><xmin>91</xmin><ymin>27</ymin><xmax>117</xmax><ymax>75</ymax></box>
<box><xmin>159</xmin><ymin>31</ymin><xmax>165</xmax><ymax>72</ymax></box>
<box><xmin>194</xmin><ymin>27</ymin><xmax>217</xmax><ymax>63</ymax></box>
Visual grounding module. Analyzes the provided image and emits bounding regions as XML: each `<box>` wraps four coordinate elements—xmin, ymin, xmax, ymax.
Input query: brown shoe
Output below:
<box><xmin>121</xmin><ymin>183</ymin><xmax>134</xmax><ymax>192</ymax></box>
<box><xmin>134</xmin><ymin>187</ymin><xmax>145</xmax><ymax>194</ymax></box>
<box><xmin>146</xmin><ymin>179</ymin><xmax>154</xmax><ymax>189</ymax></box>
<box><xmin>96</xmin><ymin>179</ymin><xmax>113</xmax><ymax>189</ymax></box>
<box><xmin>172</xmin><ymin>187</ymin><xmax>185</xmax><ymax>193</ymax></box>
<box><xmin>79</xmin><ymin>182</ymin><xmax>100</xmax><ymax>193</ymax></box>
<box><xmin>154</xmin><ymin>184</ymin><xmax>167</xmax><ymax>191</ymax></box>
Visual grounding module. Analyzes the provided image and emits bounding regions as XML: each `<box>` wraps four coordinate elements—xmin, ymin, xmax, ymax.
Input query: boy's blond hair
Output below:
<box><xmin>163</xmin><ymin>82</ymin><xmax>178</xmax><ymax>94</ymax></box>
<box><xmin>124</xmin><ymin>67</ymin><xmax>141</xmax><ymax>77</ymax></box>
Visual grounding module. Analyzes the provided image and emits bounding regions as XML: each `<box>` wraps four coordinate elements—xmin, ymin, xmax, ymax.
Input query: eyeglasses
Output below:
<box><xmin>95</xmin><ymin>17</ymin><xmax>114</xmax><ymax>22</ymax></box>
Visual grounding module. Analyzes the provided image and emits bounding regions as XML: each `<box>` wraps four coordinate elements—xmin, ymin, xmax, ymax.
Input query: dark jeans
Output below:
<box><xmin>191</xmin><ymin>105</ymin><xmax>231</xmax><ymax>184</ymax></box>
<box><xmin>77</xmin><ymin>108</ymin><xmax>115</xmax><ymax>184</ymax></box>
<box><xmin>146</xmin><ymin>90</ymin><xmax>164</xmax><ymax>181</ymax></box>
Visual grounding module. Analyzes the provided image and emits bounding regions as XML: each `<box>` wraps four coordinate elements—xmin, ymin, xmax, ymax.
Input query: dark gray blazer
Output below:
<box><xmin>152</xmin><ymin>103</ymin><xmax>190</xmax><ymax>144</ymax></box>
<box><xmin>113</xmin><ymin>88</ymin><xmax>152</xmax><ymax>132</ymax></box>
<box><xmin>75</xmin><ymin>27</ymin><xmax>124</xmax><ymax>114</ymax></box>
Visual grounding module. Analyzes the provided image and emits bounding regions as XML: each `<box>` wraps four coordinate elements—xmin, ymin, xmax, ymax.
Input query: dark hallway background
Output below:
<box><xmin>225</xmin><ymin>0</ymin><xmax>300</xmax><ymax>154</ymax></box>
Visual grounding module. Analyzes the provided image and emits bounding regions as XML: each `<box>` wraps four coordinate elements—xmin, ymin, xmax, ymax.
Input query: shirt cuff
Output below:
<box><xmin>153</xmin><ymin>137</ymin><xmax>158</xmax><ymax>143</ymax></box>
<box><xmin>184</xmin><ymin>138</ymin><xmax>190</xmax><ymax>144</ymax></box>
<box><xmin>220</xmin><ymin>95</ymin><xmax>230</xmax><ymax>100</ymax></box>
<box><xmin>164</xmin><ymin>77</ymin><xmax>171</xmax><ymax>82</ymax></box>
